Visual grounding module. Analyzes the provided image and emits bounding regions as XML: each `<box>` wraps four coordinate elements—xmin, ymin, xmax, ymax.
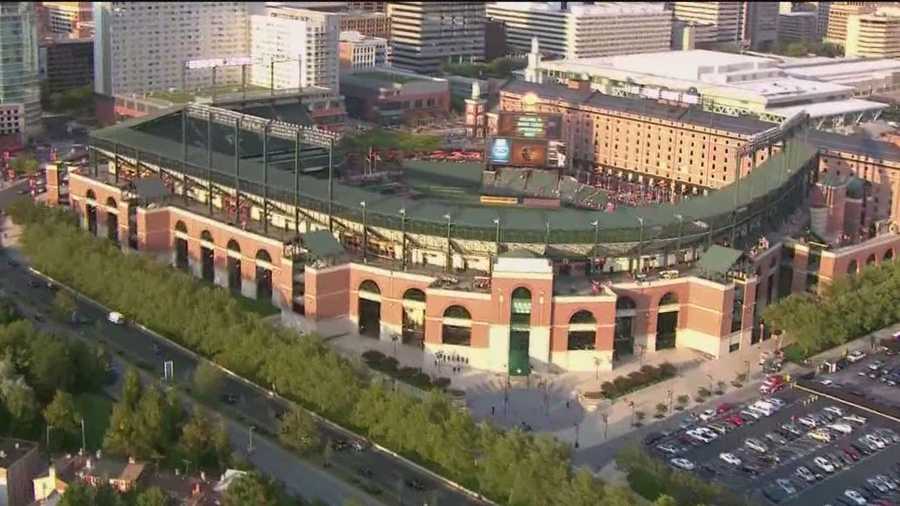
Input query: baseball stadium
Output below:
<box><xmin>44</xmin><ymin>79</ymin><xmax>900</xmax><ymax>375</ymax></box>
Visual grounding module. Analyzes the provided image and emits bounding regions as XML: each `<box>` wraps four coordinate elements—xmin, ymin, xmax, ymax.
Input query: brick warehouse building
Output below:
<box><xmin>45</xmin><ymin>80</ymin><xmax>900</xmax><ymax>376</ymax></box>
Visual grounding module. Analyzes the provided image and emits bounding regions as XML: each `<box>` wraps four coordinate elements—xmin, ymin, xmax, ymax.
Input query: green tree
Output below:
<box><xmin>179</xmin><ymin>409</ymin><xmax>230</xmax><ymax>470</ymax></box>
<box><xmin>0</xmin><ymin>298</ymin><xmax>20</xmax><ymax>325</ymax></box>
<box><xmin>58</xmin><ymin>482</ymin><xmax>94</xmax><ymax>506</ymax></box>
<box><xmin>44</xmin><ymin>389</ymin><xmax>80</xmax><ymax>433</ymax></box>
<box><xmin>223</xmin><ymin>473</ymin><xmax>278</xmax><ymax>506</ymax></box>
<box><xmin>27</xmin><ymin>331</ymin><xmax>75</xmax><ymax>400</ymax></box>
<box><xmin>654</xmin><ymin>495</ymin><xmax>678</xmax><ymax>506</ymax></box>
<box><xmin>136</xmin><ymin>486</ymin><xmax>170</xmax><ymax>506</ymax></box>
<box><xmin>192</xmin><ymin>362</ymin><xmax>224</xmax><ymax>399</ymax></box>
<box><xmin>9</xmin><ymin>156</ymin><xmax>39</xmax><ymax>176</ymax></box>
<box><xmin>277</xmin><ymin>408</ymin><xmax>320</xmax><ymax>454</ymax></box>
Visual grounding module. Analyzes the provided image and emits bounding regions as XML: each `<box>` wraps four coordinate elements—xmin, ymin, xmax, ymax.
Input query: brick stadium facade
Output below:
<box><xmin>46</xmin><ymin>80</ymin><xmax>900</xmax><ymax>376</ymax></box>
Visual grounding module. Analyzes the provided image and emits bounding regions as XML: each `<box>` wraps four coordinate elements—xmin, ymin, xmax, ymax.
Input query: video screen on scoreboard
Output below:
<box><xmin>497</xmin><ymin>112</ymin><xmax>562</xmax><ymax>140</ymax></box>
<box><xmin>490</xmin><ymin>138</ymin><xmax>547</xmax><ymax>167</ymax></box>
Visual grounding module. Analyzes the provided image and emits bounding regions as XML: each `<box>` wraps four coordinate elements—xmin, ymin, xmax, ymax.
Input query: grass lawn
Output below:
<box><xmin>233</xmin><ymin>293</ymin><xmax>281</xmax><ymax>317</ymax></box>
<box><xmin>75</xmin><ymin>393</ymin><xmax>114</xmax><ymax>451</ymax></box>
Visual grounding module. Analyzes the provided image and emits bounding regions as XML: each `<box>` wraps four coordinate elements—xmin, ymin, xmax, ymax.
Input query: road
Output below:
<box><xmin>0</xmin><ymin>187</ymin><xmax>481</xmax><ymax>506</ymax></box>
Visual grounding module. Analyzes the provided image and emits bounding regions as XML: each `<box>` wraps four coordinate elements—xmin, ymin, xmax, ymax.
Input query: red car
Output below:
<box><xmin>726</xmin><ymin>415</ymin><xmax>744</xmax><ymax>427</ymax></box>
<box><xmin>717</xmin><ymin>403</ymin><xmax>734</xmax><ymax>415</ymax></box>
<box><xmin>842</xmin><ymin>447</ymin><xmax>860</xmax><ymax>461</ymax></box>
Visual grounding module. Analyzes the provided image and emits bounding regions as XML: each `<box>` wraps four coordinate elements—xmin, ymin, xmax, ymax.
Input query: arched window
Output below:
<box><xmin>442</xmin><ymin>305</ymin><xmax>472</xmax><ymax>346</ymax></box>
<box><xmin>885</xmin><ymin>249</ymin><xmax>895</xmax><ymax>262</ymax></box>
<box><xmin>227</xmin><ymin>240</ymin><xmax>241</xmax><ymax>253</ymax></box>
<box><xmin>511</xmin><ymin>287</ymin><xmax>532</xmax><ymax>301</ymax></box>
<box><xmin>847</xmin><ymin>260</ymin><xmax>858</xmax><ymax>275</ymax></box>
<box><xmin>255</xmin><ymin>249</ymin><xmax>272</xmax><ymax>263</ymax></box>
<box><xmin>659</xmin><ymin>292</ymin><xmax>679</xmax><ymax>306</ymax></box>
<box><xmin>200</xmin><ymin>230</ymin><xmax>214</xmax><ymax>243</ymax></box>
<box><xmin>402</xmin><ymin>288</ymin><xmax>426</xmax><ymax>302</ymax></box>
<box><xmin>866</xmin><ymin>253</ymin><xmax>877</xmax><ymax>265</ymax></box>
<box><xmin>106</xmin><ymin>197</ymin><xmax>117</xmax><ymax>209</ymax></box>
<box><xmin>175</xmin><ymin>221</ymin><xmax>187</xmax><ymax>233</ymax></box>
<box><xmin>359</xmin><ymin>280</ymin><xmax>380</xmax><ymax>295</ymax></box>
<box><xmin>567</xmin><ymin>310</ymin><xmax>596</xmax><ymax>351</ymax></box>
<box><xmin>85</xmin><ymin>189</ymin><xmax>96</xmax><ymax>201</ymax></box>
<box><xmin>616</xmin><ymin>297</ymin><xmax>636</xmax><ymax>311</ymax></box>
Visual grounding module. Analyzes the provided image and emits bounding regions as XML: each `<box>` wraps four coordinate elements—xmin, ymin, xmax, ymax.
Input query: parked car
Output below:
<box><xmin>868</xmin><ymin>360</ymin><xmax>885</xmax><ymax>371</ymax></box>
<box><xmin>740</xmin><ymin>409</ymin><xmax>762</xmax><ymax>421</ymax></box>
<box><xmin>765</xmin><ymin>432</ymin><xmax>788</xmax><ymax>446</ymax></box>
<box><xmin>843</xmin><ymin>414</ymin><xmax>868</xmax><ymax>425</ymax></box>
<box><xmin>843</xmin><ymin>447</ymin><xmax>861</xmax><ymax>461</ymax></box>
<box><xmin>670</xmin><ymin>458</ymin><xmax>695</xmax><ymax>471</ymax></box>
<box><xmin>847</xmin><ymin>350</ymin><xmax>867</xmax><ymax>363</ymax></box>
<box><xmin>643</xmin><ymin>432</ymin><xmax>665</xmax><ymax>446</ymax></box>
<box><xmin>866</xmin><ymin>477</ymin><xmax>890</xmax><ymax>495</ymax></box>
<box><xmin>781</xmin><ymin>423</ymin><xmax>803</xmax><ymax>436</ymax></box>
<box><xmin>795</xmin><ymin>466</ymin><xmax>817</xmax><ymax>483</ymax></box>
<box><xmin>809</xmin><ymin>429</ymin><xmax>834</xmax><ymax>443</ymax></box>
<box><xmin>745</xmin><ymin>438</ymin><xmax>768</xmax><ymax>453</ymax></box>
<box><xmin>828</xmin><ymin>423</ymin><xmax>854</xmax><ymax>435</ymax></box>
<box><xmin>865</xmin><ymin>434</ymin><xmax>887</xmax><ymax>449</ymax></box>
<box><xmin>656</xmin><ymin>443</ymin><xmax>682</xmax><ymax>456</ymax></box>
<box><xmin>776</xmin><ymin>478</ymin><xmax>797</xmax><ymax>495</ymax></box>
<box><xmin>798</xmin><ymin>415</ymin><xmax>819</xmax><ymax>428</ymax></box>
<box><xmin>814</xmin><ymin>456</ymin><xmax>836</xmax><ymax>473</ymax></box>
<box><xmin>699</xmin><ymin>409</ymin><xmax>716</xmax><ymax>422</ymax></box>
<box><xmin>824</xmin><ymin>405</ymin><xmax>845</xmax><ymax>417</ymax></box>
<box><xmin>404</xmin><ymin>478</ymin><xmax>426</xmax><ymax>491</ymax></box>
<box><xmin>719</xmin><ymin>452</ymin><xmax>741</xmax><ymax>466</ymax></box>
<box><xmin>708</xmin><ymin>423</ymin><xmax>729</xmax><ymax>435</ymax></box>
<box><xmin>716</xmin><ymin>403</ymin><xmax>734</xmax><ymax>414</ymax></box>
<box><xmin>843</xmin><ymin>489</ymin><xmax>867</xmax><ymax>505</ymax></box>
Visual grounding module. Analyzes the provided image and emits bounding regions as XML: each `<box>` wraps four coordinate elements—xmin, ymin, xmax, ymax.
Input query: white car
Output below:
<box><xmin>843</xmin><ymin>489</ymin><xmax>867</xmax><ymax>505</ymax></box>
<box><xmin>842</xmin><ymin>414</ymin><xmax>868</xmax><ymax>425</ymax></box>
<box><xmin>823</xmin><ymin>405</ymin><xmax>844</xmax><ymax>417</ymax></box>
<box><xmin>847</xmin><ymin>350</ymin><xmax>867</xmax><ymax>363</ymax></box>
<box><xmin>819</xmin><ymin>379</ymin><xmax>835</xmax><ymax>387</ymax></box>
<box><xmin>873</xmin><ymin>428</ymin><xmax>899</xmax><ymax>444</ymax></box>
<box><xmin>719</xmin><ymin>452</ymin><xmax>742</xmax><ymax>466</ymax></box>
<box><xmin>874</xmin><ymin>474</ymin><xmax>898</xmax><ymax>491</ymax></box>
<box><xmin>827</xmin><ymin>423</ymin><xmax>854</xmax><ymax>435</ymax></box>
<box><xmin>670</xmin><ymin>458</ymin><xmax>695</xmax><ymax>471</ymax></box>
<box><xmin>864</xmin><ymin>434</ymin><xmax>886</xmax><ymax>449</ymax></box>
<box><xmin>745</xmin><ymin>438</ymin><xmax>768</xmax><ymax>453</ymax></box>
<box><xmin>795</xmin><ymin>466</ymin><xmax>816</xmax><ymax>483</ymax></box>
<box><xmin>866</xmin><ymin>478</ymin><xmax>890</xmax><ymax>494</ymax></box>
<box><xmin>107</xmin><ymin>311</ymin><xmax>125</xmax><ymax>325</ymax></box>
<box><xmin>698</xmin><ymin>409</ymin><xmax>716</xmax><ymax>422</ymax></box>
<box><xmin>798</xmin><ymin>415</ymin><xmax>819</xmax><ymax>428</ymax></box>
<box><xmin>740</xmin><ymin>409</ymin><xmax>762</xmax><ymax>420</ymax></box>
<box><xmin>687</xmin><ymin>430</ymin><xmax>714</xmax><ymax>444</ymax></box>
<box><xmin>765</xmin><ymin>397</ymin><xmax>786</xmax><ymax>408</ymax></box>
<box><xmin>814</xmin><ymin>456</ymin><xmax>835</xmax><ymax>473</ymax></box>
<box><xmin>776</xmin><ymin>478</ymin><xmax>797</xmax><ymax>495</ymax></box>
<box><xmin>656</xmin><ymin>443</ymin><xmax>681</xmax><ymax>456</ymax></box>
<box><xmin>695</xmin><ymin>427</ymin><xmax>718</xmax><ymax>439</ymax></box>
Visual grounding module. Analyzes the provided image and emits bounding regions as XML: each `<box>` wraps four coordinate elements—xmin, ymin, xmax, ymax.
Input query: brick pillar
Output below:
<box><xmin>45</xmin><ymin>164</ymin><xmax>61</xmax><ymax>206</ymax></box>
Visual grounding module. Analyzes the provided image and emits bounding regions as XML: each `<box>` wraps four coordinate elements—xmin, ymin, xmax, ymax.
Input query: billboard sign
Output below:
<box><xmin>490</xmin><ymin>138</ymin><xmax>511</xmax><ymax>165</ymax></box>
<box><xmin>497</xmin><ymin>112</ymin><xmax>562</xmax><ymax>140</ymax></box>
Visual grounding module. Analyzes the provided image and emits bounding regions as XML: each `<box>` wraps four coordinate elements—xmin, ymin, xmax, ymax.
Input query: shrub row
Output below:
<box><xmin>361</xmin><ymin>350</ymin><xmax>448</xmax><ymax>391</ymax></box>
<box><xmin>9</xmin><ymin>200</ymin><xmax>636</xmax><ymax>506</ymax></box>
<box><xmin>600</xmin><ymin>363</ymin><xmax>677</xmax><ymax>399</ymax></box>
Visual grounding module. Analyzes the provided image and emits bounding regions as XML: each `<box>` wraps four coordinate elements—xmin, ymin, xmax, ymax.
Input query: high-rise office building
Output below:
<box><xmin>846</xmin><ymin>7</ymin><xmax>900</xmax><ymax>58</ymax></box>
<box><xmin>0</xmin><ymin>2</ymin><xmax>42</xmax><ymax>140</ymax></box>
<box><xmin>93</xmin><ymin>2</ymin><xmax>249</xmax><ymax>97</ymax></box>
<box><xmin>672</xmin><ymin>2</ymin><xmax>743</xmax><ymax>44</ymax></box>
<box><xmin>250</xmin><ymin>4</ymin><xmax>339</xmax><ymax>91</ymax></box>
<box><xmin>41</xmin><ymin>2</ymin><xmax>93</xmax><ymax>39</ymax></box>
<box><xmin>386</xmin><ymin>2</ymin><xmax>485</xmax><ymax>75</ymax></box>
<box><xmin>741</xmin><ymin>1</ymin><xmax>780</xmax><ymax>51</ymax></box>
<box><xmin>825</xmin><ymin>2</ymin><xmax>879</xmax><ymax>43</ymax></box>
<box><xmin>486</xmin><ymin>2</ymin><xmax>672</xmax><ymax>59</ymax></box>
<box><xmin>778</xmin><ymin>11</ymin><xmax>820</xmax><ymax>43</ymax></box>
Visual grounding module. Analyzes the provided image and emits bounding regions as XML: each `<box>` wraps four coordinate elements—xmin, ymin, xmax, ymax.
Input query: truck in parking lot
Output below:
<box><xmin>760</xmin><ymin>374</ymin><xmax>787</xmax><ymax>395</ymax></box>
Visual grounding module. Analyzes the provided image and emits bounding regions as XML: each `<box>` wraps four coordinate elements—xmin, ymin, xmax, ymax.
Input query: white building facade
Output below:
<box><xmin>249</xmin><ymin>5</ymin><xmax>339</xmax><ymax>91</ymax></box>
<box><xmin>486</xmin><ymin>2</ymin><xmax>672</xmax><ymax>59</ymax></box>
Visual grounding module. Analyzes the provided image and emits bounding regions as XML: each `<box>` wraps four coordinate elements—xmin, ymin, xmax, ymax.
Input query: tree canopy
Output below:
<box><xmin>8</xmin><ymin>199</ymin><xmax>644</xmax><ymax>505</ymax></box>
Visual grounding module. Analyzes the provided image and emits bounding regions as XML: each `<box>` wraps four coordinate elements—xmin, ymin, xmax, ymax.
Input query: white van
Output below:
<box><xmin>107</xmin><ymin>312</ymin><xmax>125</xmax><ymax>325</ymax></box>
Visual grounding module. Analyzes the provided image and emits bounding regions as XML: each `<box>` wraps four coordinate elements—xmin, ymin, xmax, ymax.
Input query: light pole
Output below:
<box><xmin>574</xmin><ymin>422</ymin><xmax>580</xmax><ymax>449</ymax></box>
<box><xmin>182</xmin><ymin>459</ymin><xmax>192</xmax><ymax>476</ymax></box>
<box><xmin>744</xmin><ymin>359</ymin><xmax>751</xmax><ymax>381</ymax></box>
<box><xmin>601</xmin><ymin>412</ymin><xmax>609</xmax><ymax>439</ymax></box>
<box><xmin>46</xmin><ymin>425</ymin><xmax>53</xmax><ymax>450</ymax></box>
<box><xmin>636</xmin><ymin>216</ymin><xmax>645</xmax><ymax>274</ymax></box>
<box><xmin>392</xmin><ymin>334</ymin><xmax>400</xmax><ymax>359</ymax></box>
<box><xmin>493</xmin><ymin>217</ymin><xmax>501</xmax><ymax>272</ymax></box>
<box><xmin>80</xmin><ymin>418</ymin><xmax>86</xmax><ymax>453</ymax></box>
<box><xmin>593</xmin><ymin>356</ymin><xmax>601</xmax><ymax>381</ymax></box>
<box><xmin>444</xmin><ymin>213</ymin><xmax>452</xmax><ymax>273</ymax></box>
<box><xmin>674</xmin><ymin>214</ymin><xmax>684</xmax><ymax>264</ymax></box>
<box><xmin>399</xmin><ymin>208</ymin><xmax>407</xmax><ymax>271</ymax></box>
<box><xmin>637</xmin><ymin>343</ymin><xmax>646</xmax><ymax>366</ymax></box>
<box><xmin>360</xmin><ymin>201</ymin><xmax>367</xmax><ymax>262</ymax></box>
<box><xmin>628</xmin><ymin>400</ymin><xmax>636</xmax><ymax>427</ymax></box>
<box><xmin>666</xmin><ymin>388</ymin><xmax>673</xmax><ymax>414</ymax></box>
<box><xmin>591</xmin><ymin>219</ymin><xmax>600</xmax><ymax>274</ymax></box>
<box><xmin>248</xmin><ymin>426</ymin><xmax>256</xmax><ymax>453</ymax></box>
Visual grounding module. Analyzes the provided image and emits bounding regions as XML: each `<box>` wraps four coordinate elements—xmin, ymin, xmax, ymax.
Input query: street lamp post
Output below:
<box><xmin>248</xmin><ymin>426</ymin><xmax>256</xmax><ymax>453</ymax></box>
<box><xmin>601</xmin><ymin>412</ymin><xmax>609</xmax><ymax>439</ymax></box>
<box><xmin>628</xmin><ymin>400</ymin><xmax>636</xmax><ymax>427</ymax></box>
<box><xmin>674</xmin><ymin>214</ymin><xmax>684</xmax><ymax>264</ymax></box>
<box><xmin>360</xmin><ymin>201</ymin><xmax>367</xmax><ymax>262</ymax></box>
<box><xmin>392</xmin><ymin>334</ymin><xmax>400</xmax><ymax>359</ymax></box>
<box><xmin>493</xmin><ymin>217</ymin><xmax>501</xmax><ymax>273</ymax></box>
<box><xmin>591</xmin><ymin>219</ymin><xmax>600</xmax><ymax>272</ymax></box>
<box><xmin>399</xmin><ymin>208</ymin><xmax>407</xmax><ymax>271</ymax></box>
<box><xmin>744</xmin><ymin>360</ymin><xmax>751</xmax><ymax>381</ymax></box>
<box><xmin>80</xmin><ymin>418</ymin><xmax>86</xmax><ymax>453</ymax></box>
<box><xmin>636</xmin><ymin>216</ymin><xmax>645</xmax><ymax>274</ymax></box>
<box><xmin>666</xmin><ymin>388</ymin><xmax>673</xmax><ymax>414</ymax></box>
<box><xmin>574</xmin><ymin>423</ymin><xmax>580</xmax><ymax>449</ymax></box>
<box><xmin>444</xmin><ymin>213</ymin><xmax>452</xmax><ymax>273</ymax></box>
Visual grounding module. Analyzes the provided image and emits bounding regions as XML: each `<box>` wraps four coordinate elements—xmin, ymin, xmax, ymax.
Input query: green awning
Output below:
<box><xmin>301</xmin><ymin>230</ymin><xmax>345</xmax><ymax>259</ymax></box>
<box><xmin>696</xmin><ymin>245</ymin><xmax>744</xmax><ymax>275</ymax></box>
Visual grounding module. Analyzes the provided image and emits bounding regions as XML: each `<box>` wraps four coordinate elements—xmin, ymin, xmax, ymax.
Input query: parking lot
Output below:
<box><xmin>816</xmin><ymin>348</ymin><xmax>900</xmax><ymax>411</ymax></box>
<box><xmin>645</xmin><ymin>360</ymin><xmax>900</xmax><ymax>506</ymax></box>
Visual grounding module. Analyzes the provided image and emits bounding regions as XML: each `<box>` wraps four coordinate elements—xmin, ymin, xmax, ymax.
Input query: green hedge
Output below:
<box><xmin>763</xmin><ymin>258</ymin><xmax>900</xmax><ymax>358</ymax></box>
<box><xmin>9</xmin><ymin>200</ymin><xmax>637</xmax><ymax>506</ymax></box>
<box><xmin>600</xmin><ymin>363</ymin><xmax>676</xmax><ymax>399</ymax></box>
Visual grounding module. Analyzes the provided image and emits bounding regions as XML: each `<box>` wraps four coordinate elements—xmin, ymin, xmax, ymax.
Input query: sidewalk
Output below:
<box><xmin>330</xmin><ymin>329</ymin><xmax>782</xmax><ymax>449</ymax></box>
